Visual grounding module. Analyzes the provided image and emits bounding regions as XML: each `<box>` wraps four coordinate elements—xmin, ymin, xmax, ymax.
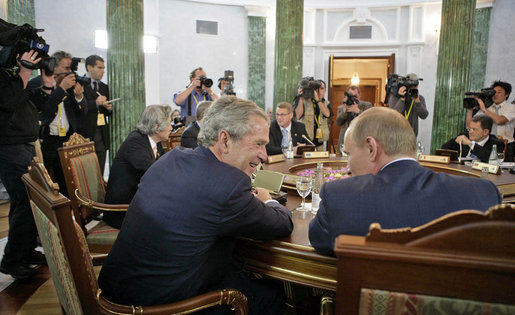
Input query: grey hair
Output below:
<box><xmin>137</xmin><ymin>105</ymin><xmax>172</xmax><ymax>135</ymax></box>
<box><xmin>198</xmin><ymin>96</ymin><xmax>269</xmax><ymax>147</ymax></box>
<box><xmin>51</xmin><ymin>51</ymin><xmax>72</xmax><ymax>64</ymax></box>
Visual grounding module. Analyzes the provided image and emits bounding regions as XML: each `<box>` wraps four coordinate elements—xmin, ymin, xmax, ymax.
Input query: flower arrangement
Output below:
<box><xmin>296</xmin><ymin>166</ymin><xmax>350</xmax><ymax>181</ymax></box>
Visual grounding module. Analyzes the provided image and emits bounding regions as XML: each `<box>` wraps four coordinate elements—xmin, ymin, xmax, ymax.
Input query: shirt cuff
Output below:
<box><xmin>264</xmin><ymin>199</ymin><xmax>279</xmax><ymax>205</ymax></box>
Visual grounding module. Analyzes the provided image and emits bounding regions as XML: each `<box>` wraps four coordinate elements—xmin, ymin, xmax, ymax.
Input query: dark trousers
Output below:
<box><xmin>203</xmin><ymin>270</ymin><xmax>285</xmax><ymax>315</ymax></box>
<box><xmin>506</xmin><ymin>142</ymin><xmax>515</xmax><ymax>162</ymax></box>
<box><xmin>0</xmin><ymin>143</ymin><xmax>38</xmax><ymax>264</ymax></box>
<box><xmin>95</xmin><ymin>127</ymin><xmax>107</xmax><ymax>175</ymax></box>
<box><xmin>41</xmin><ymin>135</ymin><xmax>69</xmax><ymax>197</ymax></box>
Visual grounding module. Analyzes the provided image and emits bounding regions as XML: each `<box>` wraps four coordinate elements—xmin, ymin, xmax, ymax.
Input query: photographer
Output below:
<box><xmin>336</xmin><ymin>85</ymin><xmax>373</xmax><ymax>149</ymax></box>
<box><xmin>0</xmin><ymin>19</ymin><xmax>53</xmax><ymax>279</ymax></box>
<box><xmin>293</xmin><ymin>78</ymin><xmax>332</xmax><ymax>147</ymax></box>
<box><xmin>466</xmin><ymin>81</ymin><xmax>515</xmax><ymax>161</ymax></box>
<box><xmin>173</xmin><ymin>67</ymin><xmax>218</xmax><ymax>125</ymax></box>
<box><xmin>32</xmin><ymin>51</ymin><xmax>88</xmax><ymax>196</ymax></box>
<box><xmin>389</xmin><ymin>73</ymin><xmax>428</xmax><ymax>136</ymax></box>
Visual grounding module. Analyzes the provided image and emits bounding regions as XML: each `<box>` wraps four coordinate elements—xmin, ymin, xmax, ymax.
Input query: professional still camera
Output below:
<box><xmin>219</xmin><ymin>70</ymin><xmax>236</xmax><ymax>96</ymax></box>
<box><xmin>69</xmin><ymin>57</ymin><xmax>91</xmax><ymax>86</ymax></box>
<box><xmin>197</xmin><ymin>75</ymin><xmax>213</xmax><ymax>88</ymax></box>
<box><xmin>384</xmin><ymin>73</ymin><xmax>422</xmax><ymax>103</ymax></box>
<box><xmin>0</xmin><ymin>19</ymin><xmax>55</xmax><ymax>75</ymax></box>
<box><xmin>343</xmin><ymin>91</ymin><xmax>358</xmax><ymax>106</ymax></box>
<box><xmin>299</xmin><ymin>76</ymin><xmax>321</xmax><ymax>100</ymax></box>
<box><xmin>463</xmin><ymin>88</ymin><xmax>495</xmax><ymax>109</ymax></box>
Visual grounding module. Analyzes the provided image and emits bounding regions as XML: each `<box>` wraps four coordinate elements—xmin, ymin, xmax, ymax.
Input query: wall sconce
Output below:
<box><xmin>351</xmin><ymin>72</ymin><xmax>360</xmax><ymax>85</ymax></box>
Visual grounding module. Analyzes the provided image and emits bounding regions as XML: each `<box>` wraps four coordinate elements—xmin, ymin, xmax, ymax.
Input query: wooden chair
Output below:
<box><xmin>334</xmin><ymin>205</ymin><xmax>515</xmax><ymax>314</ymax></box>
<box><xmin>58</xmin><ymin>133</ymin><xmax>128</xmax><ymax>253</ymax></box>
<box><xmin>22</xmin><ymin>159</ymin><xmax>248</xmax><ymax>315</ymax></box>
<box><xmin>498</xmin><ymin>135</ymin><xmax>509</xmax><ymax>156</ymax></box>
<box><xmin>162</xmin><ymin>125</ymin><xmax>186</xmax><ymax>152</ymax></box>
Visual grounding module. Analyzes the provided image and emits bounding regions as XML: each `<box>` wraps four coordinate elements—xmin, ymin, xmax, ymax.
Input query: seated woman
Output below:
<box><xmin>104</xmin><ymin>105</ymin><xmax>172</xmax><ymax>228</ymax></box>
<box><xmin>171</xmin><ymin>108</ymin><xmax>184</xmax><ymax>131</ymax></box>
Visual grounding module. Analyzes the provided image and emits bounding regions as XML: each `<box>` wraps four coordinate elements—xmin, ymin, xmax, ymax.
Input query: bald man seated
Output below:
<box><xmin>309</xmin><ymin>107</ymin><xmax>502</xmax><ymax>255</ymax></box>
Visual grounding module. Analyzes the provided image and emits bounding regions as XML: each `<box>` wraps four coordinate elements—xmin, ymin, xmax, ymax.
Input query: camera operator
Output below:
<box><xmin>173</xmin><ymin>67</ymin><xmax>218</xmax><ymax>125</ymax></box>
<box><xmin>336</xmin><ymin>85</ymin><xmax>373</xmax><ymax>149</ymax></box>
<box><xmin>389</xmin><ymin>73</ymin><xmax>428</xmax><ymax>136</ymax></box>
<box><xmin>293</xmin><ymin>78</ymin><xmax>332</xmax><ymax>148</ymax></box>
<box><xmin>466</xmin><ymin>81</ymin><xmax>515</xmax><ymax>161</ymax></box>
<box><xmin>0</xmin><ymin>19</ymin><xmax>55</xmax><ymax>279</ymax></box>
<box><xmin>30</xmin><ymin>50</ymin><xmax>88</xmax><ymax>196</ymax></box>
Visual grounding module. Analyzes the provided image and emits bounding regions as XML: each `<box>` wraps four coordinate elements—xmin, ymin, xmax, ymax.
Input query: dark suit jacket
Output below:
<box><xmin>266</xmin><ymin>120</ymin><xmax>311</xmax><ymax>155</ymax></box>
<box><xmin>79</xmin><ymin>79</ymin><xmax>111</xmax><ymax>148</ymax></box>
<box><xmin>104</xmin><ymin>130</ymin><xmax>164</xmax><ymax>228</ymax></box>
<box><xmin>98</xmin><ymin>146</ymin><xmax>293</xmax><ymax>306</ymax></box>
<box><xmin>441</xmin><ymin>133</ymin><xmax>505</xmax><ymax>163</ymax></box>
<box><xmin>180</xmin><ymin>121</ymin><xmax>200</xmax><ymax>149</ymax></box>
<box><xmin>309</xmin><ymin>160</ymin><xmax>501</xmax><ymax>255</ymax></box>
<box><xmin>37</xmin><ymin>84</ymin><xmax>88</xmax><ymax>137</ymax></box>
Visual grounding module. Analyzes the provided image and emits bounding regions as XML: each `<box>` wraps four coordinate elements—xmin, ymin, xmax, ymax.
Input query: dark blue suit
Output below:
<box><xmin>98</xmin><ymin>146</ymin><xmax>293</xmax><ymax>309</ymax></box>
<box><xmin>309</xmin><ymin>159</ymin><xmax>502</xmax><ymax>255</ymax></box>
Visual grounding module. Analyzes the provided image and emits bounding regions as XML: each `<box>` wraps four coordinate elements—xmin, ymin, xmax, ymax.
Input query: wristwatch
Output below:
<box><xmin>41</xmin><ymin>85</ymin><xmax>54</xmax><ymax>91</ymax></box>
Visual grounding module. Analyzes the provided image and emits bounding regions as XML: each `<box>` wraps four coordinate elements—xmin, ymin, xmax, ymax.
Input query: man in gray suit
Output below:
<box><xmin>336</xmin><ymin>85</ymin><xmax>373</xmax><ymax>150</ymax></box>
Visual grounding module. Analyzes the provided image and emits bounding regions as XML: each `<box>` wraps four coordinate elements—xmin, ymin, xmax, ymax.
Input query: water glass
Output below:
<box><xmin>498</xmin><ymin>152</ymin><xmax>505</xmax><ymax>165</ymax></box>
<box><xmin>281</xmin><ymin>144</ymin><xmax>289</xmax><ymax>157</ymax></box>
<box><xmin>296</xmin><ymin>177</ymin><xmax>312</xmax><ymax>212</ymax></box>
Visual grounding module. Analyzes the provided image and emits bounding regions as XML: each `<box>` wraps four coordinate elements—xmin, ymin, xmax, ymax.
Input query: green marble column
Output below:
<box><xmin>107</xmin><ymin>0</ymin><xmax>145</xmax><ymax>161</ymax></box>
<box><xmin>248</xmin><ymin>16</ymin><xmax>266</xmax><ymax>110</ymax></box>
<box><xmin>470</xmin><ymin>7</ymin><xmax>491</xmax><ymax>90</ymax></box>
<box><xmin>273</xmin><ymin>0</ymin><xmax>303</xmax><ymax>112</ymax></box>
<box><xmin>6</xmin><ymin>0</ymin><xmax>34</xmax><ymax>26</ymax></box>
<box><xmin>431</xmin><ymin>0</ymin><xmax>476</xmax><ymax>153</ymax></box>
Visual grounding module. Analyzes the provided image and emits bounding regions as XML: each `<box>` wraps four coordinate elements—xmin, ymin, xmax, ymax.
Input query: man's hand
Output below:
<box><xmin>96</xmin><ymin>95</ymin><xmax>108</xmax><ymax>106</ymax></box>
<box><xmin>18</xmin><ymin>50</ymin><xmax>41</xmax><ymax>88</ymax></box>
<box><xmin>59</xmin><ymin>73</ymin><xmax>76</xmax><ymax>90</ymax></box>
<box><xmin>189</xmin><ymin>77</ymin><xmax>202</xmax><ymax>89</ymax></box>
<box><xmin>253</xmin><ymin>187</ymin><xmax>272</xmax><ymax>202</ymax></box>
<box><xmin>73</xmin><ymin>83</ymin><xmax>84</xmax><ymax>99</ymax></box>
<box><xmin>455</xmin><ymin>134</ymin><xmax>472</xmax><ymax>146</ymax></box>
<box><xmin>314</xmin><ymin>90</ymin><xmax>320</xmax><ymax>102</ymax></box>
<box><xmin>398</xmin><ymin>86</ymin><xmax>407</xmax><ymax>97</ymax></box>
<box><xmin>477</xmin><ymin>97</ymin><xmax>487</xmax><ymax>112</ymax></box>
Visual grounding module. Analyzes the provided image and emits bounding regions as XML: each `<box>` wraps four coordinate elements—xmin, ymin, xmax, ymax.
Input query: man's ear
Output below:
<box><xmin>218</xmin><ymin>130</ymin><xmax>230</xmax><ymax>154</ymax></box>
<box><xmin>365</xmin><ymin>136</ymin><xmax>380</xmax><ymax>161</ymax></box>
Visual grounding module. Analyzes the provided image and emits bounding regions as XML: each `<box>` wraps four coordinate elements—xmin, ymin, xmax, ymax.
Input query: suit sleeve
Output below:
<box><xmin>266</xmin><ymin>125</ymin><xmax>283</xmax><ymax>155</ymax></box>
<box><xmin>219</xmin><ymin>176</ymin><xmax>293</xmax><ymax>241</ymax></box>
<box><xmin>309</xmin><ymin>186</ymin><xmax>335</xmax><ymax>255</ymax></box>
<box><xmin>297</xmin><ymin>122</ymin><xmax>311</xmax><ymax>145</ymax></box>
<box><xmin>125</xmin><ymin>136</ymin><xmax>156</xmax><ymax>174</ymax></box>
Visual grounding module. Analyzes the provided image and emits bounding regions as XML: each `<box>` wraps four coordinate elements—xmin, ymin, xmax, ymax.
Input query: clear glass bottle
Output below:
<box><xmin>286</xmin><ymin>136</ymin><xmax>294</xmax><ymax>159</ymax></box>
<box><xmin>416</xmin><ymin>140</ymin><xmax>423</xmax><ymax>159</ymax></box>
<box><xmin>489</xmin><ymin>144</ymin><xmax>498</xmax><ymax>165</ymax></box>
<box><xmin>311</xmin><ymin>163</ymin><xmax>324</xmax><ymax>214</ymax></box>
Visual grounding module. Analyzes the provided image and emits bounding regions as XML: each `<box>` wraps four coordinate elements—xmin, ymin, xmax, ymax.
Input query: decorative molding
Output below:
<box><xmin>245</xmin><ymin>5</ymin><xmax>269</xmax><ymax>17</ymax></box>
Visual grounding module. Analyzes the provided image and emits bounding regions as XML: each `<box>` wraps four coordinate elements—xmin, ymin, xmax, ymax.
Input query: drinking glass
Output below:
<box><xmin>281</xmin><ymin>144</ymin><xmax>289</xmax><ymax>157</ymax></box>
<box><xmin>498</xmin><ymin>152</ymin><xmax>505</xmax><ymax>165</ymax></box>
<box><xmin>296</xmin><ymin>177</ymin><xmax>312</xmax><ymax>212</ymax></box>
<box><xmin>340</xmin><ymin>144</ymin><xmax>346</xmax><ymax>158</ymax></box>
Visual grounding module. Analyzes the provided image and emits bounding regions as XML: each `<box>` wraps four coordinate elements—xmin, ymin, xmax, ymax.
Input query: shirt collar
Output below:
<box><xmin>148</xmin><ymin>135</ymin><xmax>157</xmax><ymax>150</ymax></box>
<box><xmin>280</xmin><ymin>122</ymin><xmax>292</xmax><ymax>133</ymax></box>
<box><xmin>380</xmin><ymin>157</ymin><xmax>418</xmax><ymax>171</ymax></box>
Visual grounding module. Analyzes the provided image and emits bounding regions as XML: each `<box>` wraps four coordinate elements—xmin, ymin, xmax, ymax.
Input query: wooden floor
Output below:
<box><xmin>0</xmin><ymin>201</ymin><xmax>62</xmax><ymax>314</ymax></box>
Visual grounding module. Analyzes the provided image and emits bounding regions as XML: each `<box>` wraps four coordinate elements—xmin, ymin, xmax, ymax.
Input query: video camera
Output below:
<box><xmin>0</xmin><ymin>19</ymin><xmax>55</xmax><ymax>75</ymax></box>
<box><xmin>69</xmin><ymin>57</ymin><xmax>91</xmax><ymax>86</ymax></box>
<box><xmin>299</xmin><ymin>76</ymin><xmax>321</xmax><ymax>100</ymax></box>
<box><xmin>343</xmin><ymin>91</ymin><xmax>358</xmax><ymax>106</ymax></box>
<box><xmin>197</xmin><ymin>75</ymin><xmax>213</xmax><ymax>88</ymax></box>
<box><xmin>463</xmin><ymin>88</ymin><xmax>495</xmax><ymax>109</ymax></box>
<box><xmin>384</xmin><ymin>74</ymin><xmax>421</xmax><ymax>102</ymax></box>
<box><xmin>219</xmin><ymin>70</ymin><xmax>236</xmax><ymax>96</ymax></box>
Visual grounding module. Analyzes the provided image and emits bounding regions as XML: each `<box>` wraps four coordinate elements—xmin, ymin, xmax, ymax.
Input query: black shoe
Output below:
<box><xmin>25</xmin><ymin>250</ymin><xmax>47</xmax><ymax>265</ymax></box>
<box><xmin>0</xmin><ymin>260</ymin><xmax>38</xmax><ymax>280</ymax></box>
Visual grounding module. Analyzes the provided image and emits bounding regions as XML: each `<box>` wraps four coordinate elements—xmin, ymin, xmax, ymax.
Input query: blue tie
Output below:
<box><xmin>281</xmin><ymin>129</ymin><xmax>289</xmax><ymax>147</ymax></box>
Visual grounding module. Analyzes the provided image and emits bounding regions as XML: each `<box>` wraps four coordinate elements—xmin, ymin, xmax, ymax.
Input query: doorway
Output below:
<box><xmin>327</xmin><ymin>54</ymin><xmax>395</xmax><ymax>152</ymax></box>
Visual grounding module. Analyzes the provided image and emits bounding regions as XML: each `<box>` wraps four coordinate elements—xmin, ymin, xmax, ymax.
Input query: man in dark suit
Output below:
<box><xmin>441</xmin><ymin>115</ymin><xmax>505</xmax><ymax>163</ymax></box>
<box><xmin>309</xmin><ymin>107</ymin><xmax>501</xmax><ymax>256</ymax></box>
<box><xmin>36</xmin><ymin>51</ymin><xmax>87</xmax><ymax>196</ymax></box>
<box><xmin>98</xmin><ymin>96</ymin><xmax>293</xmax><ymax>314</ymax></box>
<box><xmin>103</xmin><ymin>105</ymin><xmax>171</xmax><ymax>228</ymax></box>
<box><xmin>266</xmin><ymin>101</ymin><xmax>311</xmax><ymax>155</ymax></box>
<box><xmin>79</xmin><ymin>55</ymin><xmax>111</xmax><ymax>174</ymax></box>
<box><xmin>180</xmin><ymin>100</ymin><xmax>211</xmax><ymax>149</ymax></box>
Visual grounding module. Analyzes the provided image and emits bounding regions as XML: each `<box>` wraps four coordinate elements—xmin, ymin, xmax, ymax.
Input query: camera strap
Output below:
<box><xmin>404</xmin><ymin>99</ymin><xmax>415</xmax><ymax>120</ymax></box>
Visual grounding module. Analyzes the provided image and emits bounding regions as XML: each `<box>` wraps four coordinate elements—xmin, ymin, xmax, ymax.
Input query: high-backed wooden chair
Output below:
<box><xmin>22</xmin><ymin>159</ymin><xmax>248</xmax><ymax>315</ymax></box>
<box><xmin>498</xmin><ymin>135</ymin><xmax>509</xmax><ymax>156</ymax></box>
<box><xmin>162</xmin><ymin>125</ymin><xmax>186</xmax><ymax>152</ymax></box>
<box><xmin>58</xmin><ymin>133</ymin><xmax>127</xmax><ymax>253</ymax></box>
<box><xmin>334</xmin><ymin>205</ymin><xmax>515</xmax><ymax>314</ymax></box>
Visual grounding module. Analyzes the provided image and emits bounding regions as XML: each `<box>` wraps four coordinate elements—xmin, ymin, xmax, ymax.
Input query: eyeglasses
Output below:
<box><xmin>466</xmin><ymin>127</ymin><xmax>481</xmax><ymax>132</ymax></box>
<box><xmin>276</xmin><ymin>113</ymin><xmax>291</xmax><ymax>117</ymax></box>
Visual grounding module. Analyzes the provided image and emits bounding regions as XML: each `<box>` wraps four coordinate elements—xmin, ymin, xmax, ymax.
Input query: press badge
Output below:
<box><xmin>58</xmin><ymin>125</ymin><xmax>67</xmax><ymax>137</ymax></box>
<box><xmin>97</xmin><ymin>113</ymin><xmax>106</xmax><ymax>126</ymax></box>
<box><xmin>315</xmin><ymin>127</ymin><xmax>322</xmax><ymax>139</ymax></box>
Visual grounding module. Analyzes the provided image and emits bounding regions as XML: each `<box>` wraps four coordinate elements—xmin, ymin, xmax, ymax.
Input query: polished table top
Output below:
<box><xmin>234</xmin><ymin>156</ymin><xmax>515</xmax><ymax>291</ymax></box>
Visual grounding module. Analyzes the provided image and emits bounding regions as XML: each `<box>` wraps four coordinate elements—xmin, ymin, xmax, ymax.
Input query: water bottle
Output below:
<box><xmin>416</xmin><ymin>140</ymin><xmax>423</xmax><ymax>159</ymax></box>
<box><xmin>489</xmin><ymin>144</ymin><xmax>498</xmax><ymax>165</ymax></box>
<box><xmin>286</xmin><ymin>136</ymin><xmax>294</xmax><ymax>159</ymax></box>
<box><xmin>311</xmin><ymin>163</ymin><xmax>324</xmax><ymax>214</ymax></box>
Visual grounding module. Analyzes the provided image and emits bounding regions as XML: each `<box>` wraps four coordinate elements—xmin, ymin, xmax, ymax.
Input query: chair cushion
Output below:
<box><xmin>359</xmin><ymin>288</ymin><xmax>515</xmax><ymax>315</ymax></box>
<box><xmin>85</xmin><ymin>220</ymin><xmax>119</xmax><ymax>246</ymax></box>
<box><xmin>31</xmin><ymin>201</ymin><xmax>83</xmax><ymax>315</ymax></box>
<box><xmin>68</xmin><ymin>153</ymin><xmax>105</xmax><ymax>203</ymax></box>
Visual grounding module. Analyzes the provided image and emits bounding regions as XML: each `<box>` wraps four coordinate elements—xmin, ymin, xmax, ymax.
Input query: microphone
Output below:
<box><xmin>302</xmin><ymin>134</ymin><xmax>316</xmax><ymax>146</ymax></box>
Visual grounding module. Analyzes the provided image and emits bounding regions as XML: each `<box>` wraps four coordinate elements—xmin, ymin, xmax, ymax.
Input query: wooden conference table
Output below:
<box><xmin>233</xmin><ymin>156</ymin><xmax>515</xmax><ymax>291</ymax></box>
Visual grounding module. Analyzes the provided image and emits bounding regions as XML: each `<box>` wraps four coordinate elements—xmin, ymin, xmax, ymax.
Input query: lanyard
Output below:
<box><xmin>58</xmin><ymin>103</ymin><xmax>63</xmax><ymax>127</ymax></box>
<box><xmin>313</xmin><ymin>100</ymin><xmax>320</xmax><ymax>126</ymax></box>
<box><xmin>404</xmin><ymin>99</ymin><xmax>415</xmax><ymax>119</ymax></box>
<box><xmin>193</xmin><ymin>93</ymin><xmax>206</xmax><ymax>105</ymax></box>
